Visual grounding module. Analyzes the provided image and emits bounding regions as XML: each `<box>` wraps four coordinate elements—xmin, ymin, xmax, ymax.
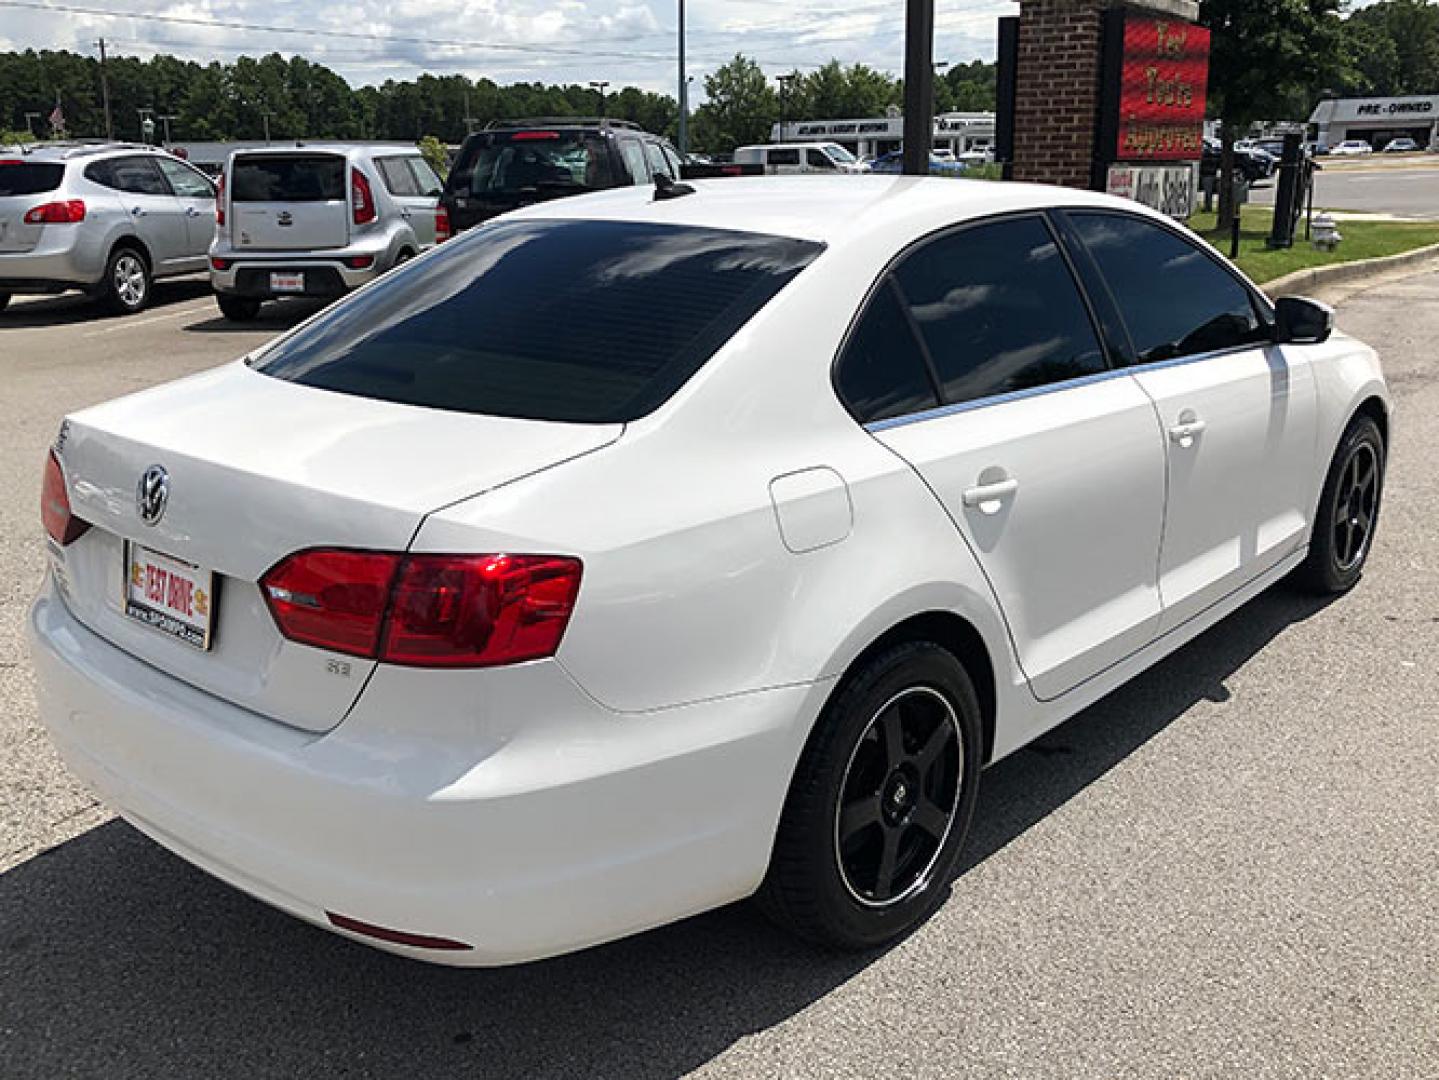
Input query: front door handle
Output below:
<box><xmin>962</xmin><ymin>477</ymin><xmax>1019</xmax><ymax>510</ymax></box>
<box><xmin>1168</xmin><ymin>416</ymin><xmax>1207</xmax><ymax>446</ymax></box>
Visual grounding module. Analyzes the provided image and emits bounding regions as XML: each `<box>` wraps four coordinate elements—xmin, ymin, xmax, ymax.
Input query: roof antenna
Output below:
<box><xmin>653</xmin><ymin>172</ymin><xmax>695</xmax><ymax>201</ymax></box>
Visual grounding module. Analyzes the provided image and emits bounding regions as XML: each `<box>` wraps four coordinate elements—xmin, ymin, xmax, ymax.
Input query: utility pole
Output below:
<box><xmin>96</xmin><ymin>37</ymin><xmax>114</xmax><ymax>140</ymax></box>
<box><xmin>901</xmin><ymin>0</ymin><xmax>935</xmax><ymax>176</ymax></box>
<box><xmin>262</xmin><ymin>111</ymin><xmax>271</xmax><ymax>145</ymax></box>
<box><xmin>589</xmin><ymin>80</ymin><xmax>609</xmax><ymax>118</ymax></box>
<box><xmin>463</xmin><ymin>89</ymin><xmax>478</xmax><ymax>134</ymax></box>
<box><xmin>677</xmin><ymin>0</ymin><xmax>688</xmax><ymax>154</ymax></box>
<box><xmin>776</xmin><ymin>73</ymin><xmax>795</xmax><ymax>142</ymax></box>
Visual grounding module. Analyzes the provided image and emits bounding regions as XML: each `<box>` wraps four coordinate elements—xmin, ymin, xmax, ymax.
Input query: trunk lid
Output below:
<box><xmin>54</xmin><ymin>362</ymin><xmax>621</xmax><ymax>732</ymax></box>
<box><xmin>229</xmin><ymin>152</ymin><xmax>350</xmax><ymax>251</ymax></box>
<box><xmin>0</xmin><ymin>160</ymin><xmax>65</xmax><ymax>253</ymax></box>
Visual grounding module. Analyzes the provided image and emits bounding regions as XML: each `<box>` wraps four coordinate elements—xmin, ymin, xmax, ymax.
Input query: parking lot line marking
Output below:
<box><xmin>82</xmin><ymin>301</ymin><xmax>217</xmax><ymax>338</ymax></box>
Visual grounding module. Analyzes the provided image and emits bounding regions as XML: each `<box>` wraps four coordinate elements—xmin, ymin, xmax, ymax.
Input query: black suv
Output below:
<box><xmin>441</xmin><ymin>118</ymin><xmax>685</xmax><ymax>236</ymax></box>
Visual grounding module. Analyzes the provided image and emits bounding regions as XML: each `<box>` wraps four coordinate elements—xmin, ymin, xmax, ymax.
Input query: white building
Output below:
<box><xmin>769</xmin><ymin>111</ymin><xmax>996</xmax><ymax>161</ymax></box>
<box><xmin>1308</xmin><ymin>95</ymin><xmax>1438</xmax><ymax>151</ymax></box>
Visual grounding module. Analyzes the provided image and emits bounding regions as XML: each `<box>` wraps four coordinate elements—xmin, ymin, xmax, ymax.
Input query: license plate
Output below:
<box><xmin>124</xmin><ymin>541</ymin><xmax>215</xmax><ymax>650</ymax></box>
<box><xmin>270</xmin><ymin>271</ymin><xmax>305</xmax><ymax>293</ymax></box>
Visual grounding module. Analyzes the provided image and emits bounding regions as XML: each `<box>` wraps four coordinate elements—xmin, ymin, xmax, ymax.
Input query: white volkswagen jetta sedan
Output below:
<box><xmin>31</xmin><ymin>176</ymin><xmax>1389</xmax><ymax>965</ymax></box>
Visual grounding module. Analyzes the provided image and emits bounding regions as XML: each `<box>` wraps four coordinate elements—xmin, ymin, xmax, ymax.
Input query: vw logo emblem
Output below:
<box><xmin>136</xmin><ymin>465</ymin><xmax>170</xmax><ymax>526</ymax></box>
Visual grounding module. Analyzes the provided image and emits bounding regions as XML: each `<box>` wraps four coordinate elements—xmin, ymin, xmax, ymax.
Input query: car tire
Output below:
<box><xmin>0</xmin><ymin>291</ymin><xmax>10</xmax><ymax>312</ymax></box>
<box><xmin>757</xmin><ymin>640</ymin><xmax>982</xmax><ymax>951</ymax></box>
<box><xmin>1292</xmin><ymin>414</ymin><xmax>1385</xmax><ymax>595</ymax></box>
<box><xmin>216</xmin><ymin>294</ymin><xmax>262</xmax><ymax>322</ymax></box>
<box><xmin>100</xmin><ymin>246</ymin><xmax>151</xmax><ymax>315</ymax></box>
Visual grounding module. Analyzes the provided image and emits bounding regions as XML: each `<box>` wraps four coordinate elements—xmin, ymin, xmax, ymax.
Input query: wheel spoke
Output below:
<box><xmin>874</xmin><ymin>827</ymin><xmax>900</xmax><ymax>900</ymax></box>
<box><xmin>1335</xmin><ymin>519</ymin><xmax>1353</xmax><ymax>565</ymax></box>
<box><xmin>839</xmin><ymin>795</ymin><xmax>881</xmax><ymax>843</ymax></box>
<box><xmin>914</xmin><ymin>721</ymin><xmax>953</xmax><ymax>773</ymax></box>
<box><xmin>879</xmin><ymin>707</ymin><xmax>905</xmax><ymax>770</ymax></box>
<box><xmin>910</xmin><ymin>795</ymin><xmax>950</xmax><ymax>841</ymax></box>
<box><xmin>1355</xmin><ymin>455</ymin><xmax>1375</xmax><ymax>494</ymax></box>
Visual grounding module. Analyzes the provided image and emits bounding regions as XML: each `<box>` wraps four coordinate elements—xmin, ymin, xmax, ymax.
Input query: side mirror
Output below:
<box><xmin>1274</xmin><ymin>296</ymin><xmax>1334</xmax><ymax>344</ymax></box>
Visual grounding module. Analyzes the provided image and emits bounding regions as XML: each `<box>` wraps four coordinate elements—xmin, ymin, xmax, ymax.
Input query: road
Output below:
<box><xmin>1</xmin><ymin>272</ymin><xmax>1436</xmax><ymax>1079</ymax></box>
<box><xmin>1250</xmin><ymin>164</ymin><xmax>1439</xmax><ymax>219</ymax></box>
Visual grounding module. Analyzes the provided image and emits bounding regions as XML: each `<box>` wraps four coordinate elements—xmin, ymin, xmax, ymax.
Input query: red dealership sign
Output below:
<box><xmin>1114</xmin><ymin>16</ymin><xmax>1210</xmax><ymax>161</ymax></box>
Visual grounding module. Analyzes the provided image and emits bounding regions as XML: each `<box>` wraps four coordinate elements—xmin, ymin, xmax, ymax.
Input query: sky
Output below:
<box><xmin>0</xmin><ymin>0</ymin><xmax>1009</xmax><ymax>97</ymax></box>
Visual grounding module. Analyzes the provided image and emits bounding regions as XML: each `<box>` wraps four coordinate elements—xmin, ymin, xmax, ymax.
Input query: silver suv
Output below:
<box><xmin>0</xmin><ymin>142</ymin><xmax>216</xmax><ymax>315</ymax></box>
<box><xmin>210</xmin><ymin>144</ymin><xmax>445</xmax><ymax>321</ymax></box>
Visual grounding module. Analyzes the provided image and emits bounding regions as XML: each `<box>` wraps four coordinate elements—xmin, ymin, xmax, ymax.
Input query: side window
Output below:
<box><xmin>892</xmin><ymin>216</ymin><xmax>1107</xmax><ymax>406</ymax></box>
<box><xmin>155</xmin><ymin>157</ymin><xmax>214</xmax><ymax>199</ymax></box>
<box><xmin>619</xmin><ymin>139</ymin><xmax>650</xmax><ymax>185</ymax></box>
<box><xmin>406</xmin><ymin>157</ymin><xmax>444</xmax><ymax>196</ymax></box>
<box><xmin>835</xmin><ymin>281</ymin><xmax>941</xmax><ymax>423</ymax></box>
<box><xmin>644</xmin><ymin>141</ymin><xmax>674</xmax><ymax>179</ymax></box>
<box><xmin>768</xmin><ymin>148</ymin><xmax>800</xmax><ymax>167</ymax></box>
<box><xmin>376</xmin><ymin>157</ymin><xmax>420</xmax><ymax>196</ymax></box>
<box><xmin>807</xmin><ymin>148</ymin><xmax>837</xmax><ymax>170</ymax></box>
<box><xmin>661</xmin><ymin>144</ymin><xmax>684</xmax><ymax>177</ymax></box>
<box><xmin>1068</xmin><ymin>212</ymin><xmax>1269</xmax><ymax>363</ymax></box>
<box><xmin>87</xmin><ymin>156</ymin><xmax>169</xmax><ymax>195</ymax></box>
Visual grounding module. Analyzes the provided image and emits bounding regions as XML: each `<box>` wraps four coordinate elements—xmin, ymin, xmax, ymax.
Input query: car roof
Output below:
<box><xmin>505</xmin><ymin>174</ymin><xmax>1156</xmax><ymax>247</ymax></box>
<box><xmin>0</xmin><ymin>142</ymin><xmax>169</xmax><ymax>162</ymax></box>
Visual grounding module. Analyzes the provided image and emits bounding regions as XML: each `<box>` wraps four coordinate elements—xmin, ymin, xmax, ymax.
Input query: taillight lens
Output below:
<box><xmin>259</xmin><ymin>550</ymin><xmax>582</xmax><ymax>667</ymax></box>
<box><xmin>351</xmin><ymin>168</ymin><xmax>376</xmax><ymax>225</ymax></box>
<box><xmin>210</xmin><ymin>256</ymin><xmax>232</xmax><ymax>271</ymax></box>
<box><xmin>42</xmin><ymin>450</ymin><xmax>90</xmax><ymax>546</ymax></box>
<box><xmin>260</xmin><ymin>550</ymin><xmax>400</xmax><ymax>656</ymax></box>
<box><xmin>435</xmin><ymin>204</ymin><xmax>451</xmax><ymax>243</ymax></box>
<box><xmin>343</xmin><ymin>254</ymin><xmax>374</xmax><ymax>269</ymax></box>
<box><xmin>24</xmin><ymin>199</ymin><xmax>86</xmax><ymax>224</ymax></box>
<box><xmin>216</xmin><ymin>171</ymin><xmax>226</xmax><ymax>226</ymax></box>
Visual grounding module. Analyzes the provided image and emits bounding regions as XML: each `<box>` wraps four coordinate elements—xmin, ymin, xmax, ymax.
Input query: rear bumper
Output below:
<box><xmin>211</xmin><ymin>260</ymin><xmax>376</xmax><ymax>298</ymax></box>
<box><xmin>0</xmin><ymin>243</ymin><xmax>101</xmax><ymax>291</ymax></box>
<box><xmin>28</xmin><ymin>581</ymin><xmax>815</xmax><ymax>966</ymax></box>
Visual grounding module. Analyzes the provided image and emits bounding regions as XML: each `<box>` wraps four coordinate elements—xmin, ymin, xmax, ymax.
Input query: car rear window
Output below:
<box><xmin>253</xmin><ymin>219</ymin><xmax>823</xmax><ymax>423</ymax></box>
<box><xmin>0</xmin><ymin>161</ymin><xmax>64</xmax><ymax>196</ymax></box>
<box><xmin>447</xmin><ymin>132</ymin><xmax>616</xmax><ymax>197</ymax></box>
<box><xmin>232</xmin><ymin>155</ymin><xmax>345</xmax><ymax>202</ymax></box>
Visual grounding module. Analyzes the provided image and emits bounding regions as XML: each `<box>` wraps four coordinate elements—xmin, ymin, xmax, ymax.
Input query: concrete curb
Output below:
<box><xmin>1262</xmin><ymin>241</ymin><xmax>1439</xmax><ymax>297</ymax></box>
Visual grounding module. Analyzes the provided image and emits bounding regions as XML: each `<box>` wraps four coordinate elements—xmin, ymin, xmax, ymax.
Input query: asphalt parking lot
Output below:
<box><xmin>1</xmin><ymin>267</ymin><xmax>1436</xmax><ymax>1079</ymax></box>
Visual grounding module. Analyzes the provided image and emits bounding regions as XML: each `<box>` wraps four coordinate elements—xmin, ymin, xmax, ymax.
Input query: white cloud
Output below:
<box><xmin>0</xmin><ymin>0</ymin><xmax>1001</xmax><ymax>94</ymax></box>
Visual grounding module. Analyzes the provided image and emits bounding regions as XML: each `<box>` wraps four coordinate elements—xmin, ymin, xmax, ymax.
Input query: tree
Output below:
<box><xmin>1200</xmin><ymin>0</ymin><xmax>1348</xmax><ymax>227</ymax></box>
<box><xmin>690</xmin><ymin>54</ymin><xmax>777</xmax><ymax>154</ymax></box>
<box><xmin>1343</xmin><ymin>0</ymin><xmax>1439</xmax><ymax>95</ymax></box>
<box><xmin>792</xmin><ymin>61</ymin><xmax>898</xmax><ymax>119</ymax></box>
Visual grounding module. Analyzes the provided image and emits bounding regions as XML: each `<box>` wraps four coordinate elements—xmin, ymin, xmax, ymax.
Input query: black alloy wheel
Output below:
<box><xmin>1293</xmin><ymin>414</ymin><xmax>1385</xmax><ymax>594</ymax></box>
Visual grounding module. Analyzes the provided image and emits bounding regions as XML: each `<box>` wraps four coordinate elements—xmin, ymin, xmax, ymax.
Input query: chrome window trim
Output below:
<box><xmin>865</xmin><ymin>338</ymin><xmax>1273</xmax><ymax>434</ymax></box>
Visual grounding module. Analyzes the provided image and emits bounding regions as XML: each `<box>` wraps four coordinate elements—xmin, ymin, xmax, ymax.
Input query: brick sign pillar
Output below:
<box><xmin>1001</xmin><ymin>0</ymin><xmax>1207</xmax><ymax>216</ymax></box>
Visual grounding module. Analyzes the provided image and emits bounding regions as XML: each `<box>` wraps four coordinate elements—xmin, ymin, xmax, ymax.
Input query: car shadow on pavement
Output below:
<box><xmin>0</xmin><ymin>585</ymin><xmax>1334</xmax><ymax>1080</ymax></box>
<box><xmin>0</xmin><ymin>278</ymin><xmax>214</xmax><ymax>329</ymax></box>
<box><xmin>182</xmin><ymin>298</ymin><xmax>329</xmax><ymax>334</ymax></box>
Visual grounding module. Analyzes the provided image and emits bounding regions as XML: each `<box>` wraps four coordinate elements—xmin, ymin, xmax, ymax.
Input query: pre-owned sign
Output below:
<box><xmin>1113</xmin><ymin>15</ymin><xmax>1210</xmax><ymax>161</ymax></box>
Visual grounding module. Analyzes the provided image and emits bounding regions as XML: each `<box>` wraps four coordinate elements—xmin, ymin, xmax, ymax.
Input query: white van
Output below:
<box><xmin>732</xmin><ymin>142</ymin><xmax>866</xmax><ymax>174</ymax></box>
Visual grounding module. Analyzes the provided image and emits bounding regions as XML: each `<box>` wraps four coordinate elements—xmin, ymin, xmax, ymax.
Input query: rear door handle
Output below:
<box><xmin>185</xmin><ymin>206</ymin><xmax>204</xmax><ymax>217</ymax></box>
<box><xmin>962</xmin><ymin>477</ymin><xmax>1019</xmax><ymax>509</ymax></box>
<box><xmin>130</xmin><ymin>206</ymin><xmax>146</xmax><ymax>217</ymax></box>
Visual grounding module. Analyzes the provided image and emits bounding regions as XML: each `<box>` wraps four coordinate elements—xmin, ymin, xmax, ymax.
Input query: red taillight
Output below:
<box><xmin>259</xmin><ymin>550</ymin><xmax>582</xmax><ymax>667</ymax></box>
<box><xmin>210</xmin><ymin>256</ymin><xmax>231</xmax><ymax>271</ymax></box>
<box><xmin>260</xmin><ymin>550</ymin><xmax>400</xmax><ymax>657</ymax></box>
<box><xmin>24</xmin><ymin>199</ymin><xmax>86</xmax><ymax>224</ymax></box>
<box><xmin>343</xmin><ymin>254</ymin><xmax>374</xmax><ymax>269</ymax></box>
<box><xmin>216</xmin><ymin>171</ymin><xmax>226</xmax><ymax>226</ymax></box>
<box><xmin>351</xmin><ymin>168</ymin><xmax>376</xmax><ymax>225</ymax></box>
<box><xmin>435</xmin><ymin>204</ymin><xmax>451</xmax><ymax>243</ymax></box>
<box><xmin>42</xmin><ymin>450</ymin><xmax>89</xmax><ymax>546</ymax></box>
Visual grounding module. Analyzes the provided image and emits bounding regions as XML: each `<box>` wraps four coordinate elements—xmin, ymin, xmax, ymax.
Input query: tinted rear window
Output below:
<box><xmin>253</xmin><ymin>219</ymin><xmax>822</xmax><ymax>423</ymax></box>
<box><xmin>232</xmin><ymin>155</ymin><xmax>345</xmax><ymax>201</ymax></box>
<box><xmin>447</xmin><ymin>132</ymin><xmax>615</xmax><ymax>197</ymax></box>
<box><xmin>0</xmin><ymin>161</ymin><xmax>64</xmax><ymax>196</ymax></box>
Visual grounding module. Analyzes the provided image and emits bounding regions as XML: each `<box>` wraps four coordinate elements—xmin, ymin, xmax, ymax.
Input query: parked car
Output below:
<box><xmin>868</xmin><ymin>150</ymin><xmax>968</xmax><ymax>176</ymax></box>
<box><xmin>1200</xmin><ymin>137</ymin><xmax>1275</xmax><ymax>182</ymax></box>
<box><xmin>32</xmin><ymin>176</ymin><xmax>1389</xmax><ymax>965</ymax></box>
<box><xmin>1382</xmin><ymin>137</ymin><xmax>1419</xmax><ymax>153</ymax></box>
<box><xmin>1329</xmin><ymin>140</ymin><xmax>1374</xmax><ymax>156</ymax></box>
<box><xmin>440</xmin><ymin>118</ymin><xmax>685</xmax><ymax>237</ymax></box>
<box><xmin>0</xmin><ymin>142</ymin><xmax>216</xmax><ymax>315</ymax></box>
<box><xmin>209</xmin><ymin>144</ymin><xmax>446</xmax><ymax>321</ymax></box>
<box><xmin>732</xmin><ymin>141</ymin><xmax>866</xmax><ymax>174</ymax></box>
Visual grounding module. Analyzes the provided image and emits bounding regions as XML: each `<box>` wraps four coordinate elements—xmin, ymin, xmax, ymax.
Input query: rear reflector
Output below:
<box><xmin>24</xmin><ymin>199</ymin><xmax>86</xmax><ymax>224</ymax></box>
<box><xmin>210</xmin><ymin>256</ymin><xmax>231</xmax><ymax>271</ymax></box>
<box><xmin>326</xmin><ymin>911</ymin><xmax>472</xmax><ymax>951</ymax></box>
<box><xmin>259</xmin><ymin>549</ymin><xmax>582</xmax><ymax>667</ymax></box>
<box><xmin>343</xmin><ymin>254</ymin><xmax>375</xmax><ymax>269</ymax></box>
<box><xmin>42</xmin><ymin>450</ymin><xmax>90</xmax><ymax>546</ymax></box>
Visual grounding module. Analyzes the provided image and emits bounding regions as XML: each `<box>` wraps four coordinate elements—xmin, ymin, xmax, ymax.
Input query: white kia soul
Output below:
<box><xmin>31</xmin><ymin>176</ymin><xmax>1389</xmax><ymax>965</ymax></box>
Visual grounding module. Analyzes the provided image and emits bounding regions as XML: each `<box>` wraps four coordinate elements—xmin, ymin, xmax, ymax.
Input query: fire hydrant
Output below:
<box><xmin>1312</xmin><ymin>212</ymin><xmax>1342</xmax><ymax>252</ymax></box>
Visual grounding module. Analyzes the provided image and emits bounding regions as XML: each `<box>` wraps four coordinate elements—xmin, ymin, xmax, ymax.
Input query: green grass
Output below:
<box><xmin>1188</xmin><ymin>206</ymin><xmax>1439</xmax><ymax>284</ymax></box>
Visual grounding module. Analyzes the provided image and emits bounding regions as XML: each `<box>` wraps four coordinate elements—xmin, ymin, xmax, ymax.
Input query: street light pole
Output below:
<box><xmin>776</xmin><ymin>73</ymin><xmax>795</xmax><ymax>143</ymax></box>
<box><xmin>589</xmin><ymin>80</ymin><xmax>610</xmax><ymax>118</ymax></box>
<box><xmin>677</xmin><ymin>0</ymin><xmax>688</xmax><ymax>154</ymax></box>
<box><xmin>24</xmin><ymin>112</ymin><xmax>40</xmax><ymax>139</ymax></box>
<box><xmin>902</xmin><ymin>0</ymin><xmax>935</xmax><ymax>176</ymax></box>
<box><xmin>159</xmin><ymin>114</ymin><xmax>178</xmax><ymax>144</ymax></box>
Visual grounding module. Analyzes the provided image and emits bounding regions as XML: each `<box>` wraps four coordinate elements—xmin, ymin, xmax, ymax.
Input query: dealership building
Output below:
<box><xmin>769</xmin><ymin>111</ymin><xmax>996</xmax><ymax>160</ymax></box>
<box><xmin>1308</xmin><ymin>94</ymin><xmax>1439</xmax><ymax>150</ymax></box>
